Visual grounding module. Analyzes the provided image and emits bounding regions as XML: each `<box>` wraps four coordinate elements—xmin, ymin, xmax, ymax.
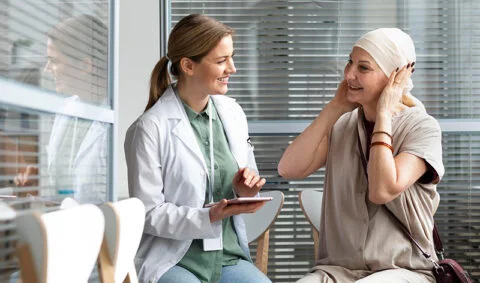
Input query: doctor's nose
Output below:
<box><xmin>44</xmin><ymin>59</ymin><xmax>53</xmax><ymax>74</ymax></box>
<box><xmin>227</xmin><ymin>58</ymin><xmax>236</xmax><ymax>74</ymax></box>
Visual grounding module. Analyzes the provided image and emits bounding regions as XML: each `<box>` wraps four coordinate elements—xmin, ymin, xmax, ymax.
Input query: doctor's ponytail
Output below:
<box><xmin>145</xmin><ymin>56</ymin><xmax>170</xmax><ymax>112</ymax></box>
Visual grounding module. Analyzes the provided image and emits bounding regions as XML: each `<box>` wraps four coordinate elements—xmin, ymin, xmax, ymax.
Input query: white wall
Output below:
<box><xmin>116</xmin><ymin>1</ymin><xmax>160</xmax><ymax>199</ymax></box>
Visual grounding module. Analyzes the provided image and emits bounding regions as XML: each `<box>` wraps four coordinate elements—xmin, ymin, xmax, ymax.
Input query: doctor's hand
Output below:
<box><xmin>14</xmin><ymin>165</ymin><xmax>39</xmax><ymax>186</ymax></box>
<box><xmin>232</xmin><ymin>167</ymin><xmax>266</xmax><ymax>197</ymax></box>
<box><xmin>209</xmin><ymin>199</ymin><xmax>265</xmax><ymax>223</ymax></box>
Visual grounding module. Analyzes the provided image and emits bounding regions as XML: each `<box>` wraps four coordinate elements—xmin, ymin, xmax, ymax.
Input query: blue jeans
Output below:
<box><xmin>158</xmin><ymin>259</ymin><xmax>272</xmax><ymax>283</ymax></box>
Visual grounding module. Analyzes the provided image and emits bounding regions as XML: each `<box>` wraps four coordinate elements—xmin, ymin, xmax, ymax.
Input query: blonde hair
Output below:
<box><xmin>48</xmin><ymin>14</ymin><xmax>108</xmax><ymax>72</ymax></box>
<box><xmin>48</xmin><ymin>14</ymin><xmax>108</xmax><ymax>101</ymax></box>
<box><xmin>145</xmin><ymin>14</ymin><xmax>234</xmax><ymax>111</ymax></box>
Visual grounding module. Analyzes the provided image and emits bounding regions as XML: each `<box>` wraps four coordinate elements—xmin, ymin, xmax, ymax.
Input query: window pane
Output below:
<box><xmin>0</xmin><ymin>104</ymin><xmax>110</xmax><ymax>202</ymax></box>
<box><xmin>0</xmin><ymin>1</ymin><xmax>110</xmax><ymax>107</ymax></box>
<box><xmin>0</xmin><ymin>103</ymin><xmax>110</xmax><ymax>280</ymax></box>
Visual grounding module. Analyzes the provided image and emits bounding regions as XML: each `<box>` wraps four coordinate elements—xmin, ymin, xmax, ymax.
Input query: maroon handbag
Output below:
<box><xmin>384</xmin><ymin>208</ymin><xmax>473</xmax><ymax>283</ymax></box>
<box><xmin>430</xmin><ymin>225</ymin><xmax>473</xmax><ymax>283</ymax></box>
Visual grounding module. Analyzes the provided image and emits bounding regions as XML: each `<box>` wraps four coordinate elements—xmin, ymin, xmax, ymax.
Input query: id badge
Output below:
<box><xmin>203</xmin><ymin>236</ymin><xmax>222</xmax><ymax>251</ymax></box>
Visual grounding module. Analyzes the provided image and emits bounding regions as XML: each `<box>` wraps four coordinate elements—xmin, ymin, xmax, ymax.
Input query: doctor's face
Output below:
<box><xmin>44</xmin><ymin>38</ymin><xmax>91</xmax><ymax>98</ymax></box>
<box><xmin>191</xmin><ymin>35</ymin><xmax>236</xmax><ymax>96</ymax></box>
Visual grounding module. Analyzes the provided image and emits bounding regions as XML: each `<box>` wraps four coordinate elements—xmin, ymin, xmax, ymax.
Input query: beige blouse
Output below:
<box><xmin>316</xmin><ymin>105</ymin><xmax>444</xmax><ymax>272</ymax></box>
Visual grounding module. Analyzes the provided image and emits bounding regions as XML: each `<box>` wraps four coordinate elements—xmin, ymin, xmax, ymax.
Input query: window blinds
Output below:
<box><xmin>170</xmin><ymin>1</ymin><xmax>480</xmax><ymax>281</ymax></box>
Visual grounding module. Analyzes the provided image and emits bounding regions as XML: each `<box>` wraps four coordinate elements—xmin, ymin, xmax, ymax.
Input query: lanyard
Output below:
<box><xmin>208</xmin><ymin>99</ymin><xmax>215</xmax><ymax>204</ymax></box>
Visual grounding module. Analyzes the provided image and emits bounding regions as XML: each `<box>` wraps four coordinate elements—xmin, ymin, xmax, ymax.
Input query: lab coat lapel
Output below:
<box><xmin>46</xmin><ymin>96</ymin><xmax>80</xmax><ymax>169</ymax></box>
<box><xmin>213</xmin><ymin>96</ymin><xmax>248</xmax><ymax>168</ymax></box>
<box><xmin>74</xmin><ymin>121</ymin><xmax>104</xmax><ymax>166</ymax></box>
<box><xmin>162</xmin><ymin>89</ymin><xmax>208</xmax><ymax>171</ymax></box>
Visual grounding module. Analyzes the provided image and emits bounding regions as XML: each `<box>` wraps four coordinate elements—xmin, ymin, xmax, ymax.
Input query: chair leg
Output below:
<box><xmin>255</xmin><ymin>230</ymin><xmax>270</xmax><ymax>275</ymax></box>
<box><xmin>313</xmin><ymin>230</ymin><xmax>319</xmax><ymax>261</ymax></box>
<box><xmin>123</xmin><ymin>263</ymin><xmax>139</xmax><ymax>283</ymax></box>
<box><xmin>16</xmin><ymin>244</ymin><xmax>39</xmax><ymax>283</ymax></box>
<box><xmin>97</xmin><ymin>238</ymin><xmax>115</xmax><ymax>283</ymax></box>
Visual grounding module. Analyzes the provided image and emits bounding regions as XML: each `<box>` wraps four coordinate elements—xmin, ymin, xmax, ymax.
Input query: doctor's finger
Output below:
<box><xmin>242</xmin><ymin>173</ymin><xmax>254</xmax><ymax>186</ymax></box>
<box><xmin>242</xmin><ymin>167</ymin><xmax>252</xmax><ymax>179</ymax></box>
<box><xmin>13</xmin><ymin>174</ymin><xmax>23</xmax><ymax>186</ymax></box>
<box><xmin>241</xmin><ymin>202</ymin><xmax>265</xmax><ymax>213</ymax></box>
<box><xmin>254</xmin><ymin>178</ymin><xmax>267</xmax><ymax>189</ymax></box>
<box><xmin>226</xmin><ymin>201</ymin><xmax>264</xmax><ymax>215</ymax></box>
<box><xmin>248</xmin><ymin>175</ymin><xmax>260</xmax><ymax>187</ymax></box>
<box><xmin>232</xmin><ymin>168</ymin><xmax>245</xmax><ymax>184</ymax></box>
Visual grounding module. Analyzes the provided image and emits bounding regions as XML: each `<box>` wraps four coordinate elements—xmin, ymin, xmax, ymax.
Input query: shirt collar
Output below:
<box><xmin>181</xmin><ymin>97</ymin><xmax>217</xmax><ymax>121</ymax></box>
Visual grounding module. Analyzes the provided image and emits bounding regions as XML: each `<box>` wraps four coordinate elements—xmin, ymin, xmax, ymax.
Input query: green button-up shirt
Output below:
<box><xmin>177</xmin><ymin>98</ymin><xmax>248</xmax><ymax>283</ymax></box>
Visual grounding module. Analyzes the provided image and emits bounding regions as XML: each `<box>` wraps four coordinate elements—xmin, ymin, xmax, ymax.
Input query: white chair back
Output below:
<box><xmin>59</xmin><ymin>197</ymin><xmax>79</xmax><ymax>210</ymax></box>
<box><xmin>98</xmin><ymin>197</ymin><xmax>145</xmax><ymax>283</ymax></box>
<box><xmin>243</xmin><ymin>191</ymin><xmax>284</xmax><ymax>275</ymax></box>
<box><xmin>298</xmin><ymin>190</ymin><xmax>323</xmax><ymax>260</ymax></box>
<box><xmin>298</xmin><ymin>190</ymin><xmax>323</xmax><ymax>232</ymax></box>
<box><xmin>0</xmin><ymin>200</ymin><xmax>15</xmax><ymax>221</ymax></box>
<box><xmin>244</xmin><ymin>191</ymin><xmax>284</xmax><ymax>242</ymax></box>
<box><xmin>15</xmin><ymin>204</ymin><xmax>105</xmax><ymax>283</ymax></box>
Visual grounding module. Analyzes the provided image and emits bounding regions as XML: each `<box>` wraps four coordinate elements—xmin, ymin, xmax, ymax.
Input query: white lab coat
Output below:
<box><xmin>124</xmin><ymin>86</ymin><xmax>257</xmax><ymax>283</ymax></box>
<box><xmin>46</xmin><ymin>96</ymin><xmax>108</xmax><ymax>203</ymax></box>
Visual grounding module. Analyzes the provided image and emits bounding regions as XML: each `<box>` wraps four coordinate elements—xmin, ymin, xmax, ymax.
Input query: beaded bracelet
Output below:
<box><xmin>372</xmin><ymin>131</ymin><xmax>393</xmax><ymax>144</ymax></box>
<box><xmin>371</xmin><ymin>141</ymin><xmax>394</xmax><ymax>153</ymax></box>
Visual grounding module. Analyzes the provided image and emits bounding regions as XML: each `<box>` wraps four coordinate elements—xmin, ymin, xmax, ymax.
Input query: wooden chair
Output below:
<box><xmin>243</xmin><ymin>191</ymin><xmax>284</xmax><ymax>275</ymax></box>
<box><xmin>15</xmin><ymin>204</ymin><xmax>105</xmax><ymax>283</ymax></box>
<box><xmin>298</xmin><ymin>190</ymin><xmax>323</xmax><ymax>260</ymax></box>
<box><xmin>97</xmin><ymin>197</ymin><xmax>145</xmax><ymax>283</ymax></box>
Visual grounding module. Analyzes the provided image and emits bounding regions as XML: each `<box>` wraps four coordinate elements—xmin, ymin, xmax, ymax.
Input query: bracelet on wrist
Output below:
<box><xmin>372</xmin><ymin>131</ymin><xmax>393</xmax><ymax>144</ymax></box>
<box><xmin>370</xmin><ymin>141</ymin><xmax>394</xmax><ymax>153</ymax></box>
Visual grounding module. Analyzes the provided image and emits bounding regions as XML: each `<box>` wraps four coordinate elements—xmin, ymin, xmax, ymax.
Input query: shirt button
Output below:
<box><xmin>205</xmin><ymin>141</ymin><xmax>209</xmax><ymax>145</ymax></box>
<box><xmin>214</xmin><ymin>165</ymin><xmax>218</xmax><ymax>169</ymax></box>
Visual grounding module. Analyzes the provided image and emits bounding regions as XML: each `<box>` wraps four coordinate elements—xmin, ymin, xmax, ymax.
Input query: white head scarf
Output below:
<box><xmin>354</xmin><ymin>28</ymin><xmax>418</xmax><ymax>103</ymax></box>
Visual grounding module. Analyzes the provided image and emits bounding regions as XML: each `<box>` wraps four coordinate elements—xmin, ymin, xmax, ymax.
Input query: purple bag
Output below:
<box><xmin>385</xmin><ymin>209</ymin><xmax>473</xmax><ymax>283</ymax></box>
<box><xmin>431</xmin><ymin>227</ymin><xmax>473</xmax><ymax>283</ymax></box>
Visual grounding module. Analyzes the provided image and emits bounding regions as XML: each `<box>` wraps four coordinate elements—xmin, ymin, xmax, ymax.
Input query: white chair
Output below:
<box><xmin>97</xmin><ymin>197</ymin><xmax>145</xmax><ymax>283</ymax></box>
<box><xmin>298</xmin><ymin>190</ymin><xmax>323</xmax><ymax>260</ymax></box>
<box><xmin>15</xmin><ymin>204</ymin><xmax>105</xmax><ymax>283</ymax></box>
<box><xmin>59</xmin><ymin>197</ymin><xmax>79</xmax><ymax>210</ymax></box>
<box><xmin>243</xmin><ymin>191</ymin><xmax>284</xmax><ymax>275</ymax></box>
<box><xmin>0</xmin><ymin>200</ymin><xmax>16</xmax><ymax>221</ymax></box>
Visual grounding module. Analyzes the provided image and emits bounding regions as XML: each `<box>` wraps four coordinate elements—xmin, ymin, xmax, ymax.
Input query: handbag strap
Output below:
<box><xmin>433</xmin><ymin>224</ymin><xmax>445</xmax><ymax>260</ymax></box>
<box><xmin>356</xmin><ymin>130</ymin><xmax>435</xmax><ymax>261</ymax></box>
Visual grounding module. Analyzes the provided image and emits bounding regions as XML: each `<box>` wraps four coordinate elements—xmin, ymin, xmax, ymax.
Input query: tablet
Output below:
<box><xmin>205</xmin><ymin>196</ymin><xmax>273</xmax><ymax>208</ymax></box>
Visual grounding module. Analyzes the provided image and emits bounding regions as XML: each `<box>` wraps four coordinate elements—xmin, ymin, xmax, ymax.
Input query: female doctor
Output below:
<box><xmin>124</xmin><ymin>14</ymin><xmax>271</xmax><ymax>283</ymax></box>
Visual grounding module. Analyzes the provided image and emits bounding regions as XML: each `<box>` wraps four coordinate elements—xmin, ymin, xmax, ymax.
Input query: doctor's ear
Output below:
<box><xmin>179</xmin><ymin>57</ymin><xmax>195</xmax><ymax>76</ymax></box>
